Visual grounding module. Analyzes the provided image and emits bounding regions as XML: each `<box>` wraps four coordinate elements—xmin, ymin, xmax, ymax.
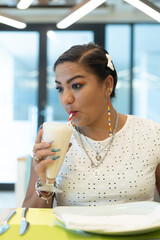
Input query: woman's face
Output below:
<box><xmin>55</xmin><ymin>62</ymin><xmax>109</xmax><ymax>128</ymax></box>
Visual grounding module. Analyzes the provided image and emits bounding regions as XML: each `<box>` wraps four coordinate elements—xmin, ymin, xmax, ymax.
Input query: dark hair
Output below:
<box><xmin>54</xmin><ymin>42</ymin><xmax>117</xmax><ymax>98</ymax></box>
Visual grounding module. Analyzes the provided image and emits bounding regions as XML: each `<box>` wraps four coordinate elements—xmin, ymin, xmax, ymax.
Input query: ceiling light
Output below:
<box><xmin>0</xmin><ymin>15</ymin><xmax>26</xmax><ymax>29</ymax></box>
<box><xmin>56</xmin><ymin>0</ymin><xmax>107</xmax><ymax>29</ymax></box>
<box><xmin>124</xmin><ymin>0</ymin><xmax>160</xmax><ymax>22</ymax></box>
<box><xmin>17</xmin><ymin>0</ymin><xmax>34</xmax><ymax>9</ymax></box>
<box><xmin>47</xmin><ymin>30</ymin><xmax>56</xmax><ymax>40</ymax></box>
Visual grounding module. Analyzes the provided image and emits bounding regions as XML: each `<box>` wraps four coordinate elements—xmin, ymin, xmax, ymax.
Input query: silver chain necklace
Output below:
<box><xmin>77</xmin><ymin>111</ymin><xmax>118</xmax><ymax>177</ymax></box>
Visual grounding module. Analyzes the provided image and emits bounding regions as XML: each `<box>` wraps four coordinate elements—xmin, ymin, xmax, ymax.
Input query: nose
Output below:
<box><xmin>60</xmin><ymin>89</ymin><xmax>75</xmax><ymax>106</ymax></box>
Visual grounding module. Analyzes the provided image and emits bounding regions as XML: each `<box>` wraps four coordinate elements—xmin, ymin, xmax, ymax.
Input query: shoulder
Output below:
<box><xmin>128</xmin><ymin>114</ymin><xmax>160</xmax><ymax>125</ymax></box>
<box><xmin>127</xmin><ymin>114</ymin><xmax>160</xmax><ymax>136</ymax></box>
<box><xmin>117</xmin><ymin>113</ymin><xmax>159</xmax><ymax>133</ymax></box>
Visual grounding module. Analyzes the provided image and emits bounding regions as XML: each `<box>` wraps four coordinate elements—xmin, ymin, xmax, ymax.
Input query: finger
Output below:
<box><xmin>33</xmin><ymin>141</ymin><xmax>54</xmax><ymax>154</ymax></box>
<box><xmin>33</xmin><ymin>157</ymin><xmax>54</xmax><ymax>184</ymax></box>
<box><xmin>36</xmin><ymin>148</ymin><xmax>60</xmax><ymax>160</ymax></box>
<box><xmin>40</xmin><ymin>157</ymin><xmax>54</xmax><ymax>168</ymax></box>
<box><xmin>35</xmin><ymin>129</ymin><xmax>43</xmax><ymax>144</ymax></box>
<box><xmin>34</xmin><ymin>157</ymin><xmax>55</xmax><ymax>175</ymax></box>
<box><xmin>38</xmin><ymin>124</ymin><xmax>43</xmax><ymax>131</ymax></box>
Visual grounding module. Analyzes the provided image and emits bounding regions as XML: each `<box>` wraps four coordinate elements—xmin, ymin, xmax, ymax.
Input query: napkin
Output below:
<box><xmin>57</xmin><ymin>207</ymin><xmax>160</xmax><ymax>232</ymax></box>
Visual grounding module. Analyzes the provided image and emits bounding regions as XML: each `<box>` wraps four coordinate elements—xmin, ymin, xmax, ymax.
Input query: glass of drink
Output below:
<box><xmin>36</xmin><ymin>121</ymin><xmax>72</xmax><ymax>193</ymax></box>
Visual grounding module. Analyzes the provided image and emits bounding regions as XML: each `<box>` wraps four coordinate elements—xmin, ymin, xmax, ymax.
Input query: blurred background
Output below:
<box><xmin>0</xmin><ymin>0</ymin><xmax>160</xmax><ymax>207</ymax></box>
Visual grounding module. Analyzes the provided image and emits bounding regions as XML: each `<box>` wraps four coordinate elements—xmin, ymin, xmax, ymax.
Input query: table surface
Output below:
<box><xmin>1</xmin><ymin>208</ymin><xmax>160</xmax><ymax>240</ymax></box>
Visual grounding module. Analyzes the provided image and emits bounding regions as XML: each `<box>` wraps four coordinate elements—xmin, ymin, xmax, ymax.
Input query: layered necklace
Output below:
<box><xmin>77</xmin><ymin>111</ymin><xmax>118</xmax><ymax>177</ymax></box>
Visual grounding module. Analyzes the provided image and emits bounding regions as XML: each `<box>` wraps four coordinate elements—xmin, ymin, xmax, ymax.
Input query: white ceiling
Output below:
<box><xmin>0</xmin><ymin>0</ymin><xmax>160</xmax><ymax>24</ymax></box>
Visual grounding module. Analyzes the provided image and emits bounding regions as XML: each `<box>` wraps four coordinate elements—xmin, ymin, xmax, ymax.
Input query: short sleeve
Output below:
<box><xmin>152</xmin><ymin>120</ymin><xmax>160</xmax><ymax>164</ymax></box>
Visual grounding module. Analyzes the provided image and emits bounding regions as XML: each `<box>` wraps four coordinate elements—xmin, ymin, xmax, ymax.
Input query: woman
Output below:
<box><xmin>23</xmin><ymin>42</ymin><xmax>160</xmax><ymax>208</ymax></box>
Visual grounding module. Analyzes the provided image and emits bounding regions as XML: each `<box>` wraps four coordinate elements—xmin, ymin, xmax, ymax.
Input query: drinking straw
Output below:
<box><xmin>67</xmin><ymin>113</ymin><xmax>73</xmax><ymax>125</ymax></box>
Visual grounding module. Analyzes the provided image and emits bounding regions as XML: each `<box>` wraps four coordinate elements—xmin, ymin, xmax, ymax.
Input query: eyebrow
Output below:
<box><xmin>55</xmin><ymin>75</ymin><xmax>85</xmax><ymax>84</ymax></box>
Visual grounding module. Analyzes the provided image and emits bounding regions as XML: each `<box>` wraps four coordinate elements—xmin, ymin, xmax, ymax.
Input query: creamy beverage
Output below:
<box><xmin>42</xmin><ymin>122</ymin><xmax>72</xmax><ymax>180</ymax></box>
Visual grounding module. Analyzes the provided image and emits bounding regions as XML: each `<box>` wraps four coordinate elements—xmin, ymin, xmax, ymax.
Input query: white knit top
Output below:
<box><xmin>55</xmin><ymin>115</ymin><xmax>160</xmax><ymax>206</ymax></box>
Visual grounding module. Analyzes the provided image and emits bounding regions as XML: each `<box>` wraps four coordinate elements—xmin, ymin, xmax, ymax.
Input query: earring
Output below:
<box><xmin>109</xmin><ymin>87</ymin><xmax>113</xmax><ymax>95</ymax></box>
<box><xmin>107</xmin><ymin>88</ymin><xmax>113</xmax><ymax>97</ymax></box>
<box><xmin>71</xmin><ymin>121</ymin><xmax>76</xmax><ymax>128</ymax></box>
<box><xmin>107</xmin><ymin>101</ymin><xmax>112</xmax><ymax>136</ymax></box>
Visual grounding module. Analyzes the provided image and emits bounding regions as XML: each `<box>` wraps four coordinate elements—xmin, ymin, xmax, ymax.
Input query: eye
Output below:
<box><xmin>72</xmin><ymin>83</ymin><xmax>83</xmax><ymax>90</ymax></box>
<box><xmin>56</xmin><ymin>86</ymin><xmax>63</xmax><ymax>93</ymax></box>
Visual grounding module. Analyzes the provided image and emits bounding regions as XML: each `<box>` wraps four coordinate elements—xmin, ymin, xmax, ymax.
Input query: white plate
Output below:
<box><xmin>53</xmin><ymin>201</ymin><xmax>160</xmax><ymax>235</ymax></box>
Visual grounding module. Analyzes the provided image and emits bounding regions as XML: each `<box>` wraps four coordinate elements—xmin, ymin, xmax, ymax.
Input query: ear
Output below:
<box><xmin>104</xmin><ymin>75</ymin><xmax>114</xmax><ymax>97</ymax></box>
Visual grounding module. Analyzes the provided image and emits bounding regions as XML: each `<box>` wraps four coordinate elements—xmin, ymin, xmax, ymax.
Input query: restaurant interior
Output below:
<box><xmin>1</xmin><ymin>1</ymin><xmax>160</xmax><ymax>239</ymax></box>
<box><xmin>0</xmin><ymin>0</ymin><xmax>160</xmax><ymax>211</ymax></box>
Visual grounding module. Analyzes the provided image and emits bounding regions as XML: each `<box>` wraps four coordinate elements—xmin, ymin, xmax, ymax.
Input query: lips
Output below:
<box><xmin>69</xmin><ymin>111</ymin><xmax>77</xmax><ymax>117</ymax></box>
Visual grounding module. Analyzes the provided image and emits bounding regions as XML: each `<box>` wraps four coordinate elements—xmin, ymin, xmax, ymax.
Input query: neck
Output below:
<box><xmin>77</xmin><ymin>105</ymin><xmax>117</xmax><ymax>141</ymax></box>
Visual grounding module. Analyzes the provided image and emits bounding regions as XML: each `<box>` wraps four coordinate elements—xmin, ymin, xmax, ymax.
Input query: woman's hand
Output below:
<box><xmin>32</xmin><ymin>129</ymin><xmax>57</xmax><ymax>184</ymax></box>
<box><xmin>32</xmin><ymin>127</ymin><xmax>72</xmax><ymax>184</ymax></box>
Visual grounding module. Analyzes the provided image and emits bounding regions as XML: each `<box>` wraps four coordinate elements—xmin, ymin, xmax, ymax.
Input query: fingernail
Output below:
<box><xmin>38</xmin><ymin>125</ymin><xmax>43</xmax><ymax>131</ymax></box>
<box><xmin>52</xmin><ymin>156</ymin><xmax>60</xmax><ymax>160</ymax></box>
<box><xmin>51</xmin><ymin>149</ymin><xmax>60</xmax><ymax>152</ymax></box>
<box><xmin>45</xmin><ymin>141</ymin><xmax>54</xmax><ymax>146</ymax></box>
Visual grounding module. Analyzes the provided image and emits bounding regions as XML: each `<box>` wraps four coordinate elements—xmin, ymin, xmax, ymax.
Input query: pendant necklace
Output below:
<box><xmin>77</xmin><ymin>111</ymin><xmax>118</xmax><ymax>177</ymax></box>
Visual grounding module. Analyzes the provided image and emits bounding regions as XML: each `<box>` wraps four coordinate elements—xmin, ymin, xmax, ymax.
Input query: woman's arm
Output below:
<box><xmin>22</xmin><ymin>129</ymin><xmax>56</xmax><ymax>208</ymax></box>
<box><xmin>156</xmin><ymin>163</ymin><xmax>160</xmax><ymax>197</ymax></box>
<box><xmin>22</xmin><ymin>160</ymin><xmax>54</xmax><ymax>208</ymax></box>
